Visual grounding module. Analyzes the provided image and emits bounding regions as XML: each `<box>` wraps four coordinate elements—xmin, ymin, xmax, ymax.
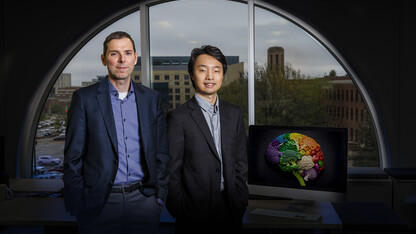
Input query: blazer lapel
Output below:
<box><xmin>188</xmin><ymin>97</ymin><xmax>220</xmax><ymax>161</ymax></box>
<box><xmin>96</xmin><ymin>79</ymin><xmax>118</xmax><ymax>154</ymax></box>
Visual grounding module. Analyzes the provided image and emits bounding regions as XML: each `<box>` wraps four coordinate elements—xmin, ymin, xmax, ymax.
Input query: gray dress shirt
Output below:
<box><xmin>194</xmin><ymin>94</ymin><xmax>224</xmax><ymax>191</ymax></box>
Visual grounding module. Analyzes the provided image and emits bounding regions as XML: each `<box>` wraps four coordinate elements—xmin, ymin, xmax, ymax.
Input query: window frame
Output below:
<box><xmin>19</xmin><ymin>0</ymin><xmax>388</xmax><ymax>178</ymax></box>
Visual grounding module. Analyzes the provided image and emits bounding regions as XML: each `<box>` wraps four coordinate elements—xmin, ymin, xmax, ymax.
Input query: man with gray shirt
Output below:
<box><xmin>166</xmin><ymin>45</ymin><xmax>249</xmax><ymax>233</ymax></box>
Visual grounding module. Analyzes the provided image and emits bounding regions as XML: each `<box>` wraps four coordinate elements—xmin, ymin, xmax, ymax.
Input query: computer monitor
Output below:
<box><xmin>248</xmin><ymin>125</ymin><xmax>348</xmax><ymax>211</ymax></box>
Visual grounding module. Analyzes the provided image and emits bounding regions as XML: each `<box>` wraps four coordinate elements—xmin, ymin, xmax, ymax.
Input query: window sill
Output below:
<box><xmin>348</xmin><ymin>167</ymin><xmax>389</xmax><ymax>179</ymax></box>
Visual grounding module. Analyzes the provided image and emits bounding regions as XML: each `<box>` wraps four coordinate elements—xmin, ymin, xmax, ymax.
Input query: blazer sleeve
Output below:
<box><xmin>234</xmin><ymin>107</ymin><xmax>249</xmax><ymax>212</ymax></box>
<box><xmin>165</xmin><ymin>110</ymin><xmax>186</xmax><ymax>217</ymax></box>
<box><xmin>155</xmin><ymin>93</ymin><xmax>170</xmax><ymax>202</ymax></box>
<box><xmin>235</xmin><ymin>107</ymin><xmax>249</xmax><ymax>189</ymax></box>
<box><xmin>63</xmin><ymin>90</ymin><xmax>86</xmax><ymax>216</ymax></box>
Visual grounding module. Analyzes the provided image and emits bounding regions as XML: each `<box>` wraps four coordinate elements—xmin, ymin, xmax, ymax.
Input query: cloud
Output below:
<box><xmin>187</xmin><ymin>40</ymin><xmax>199</xmax><ymax>45</ymax></box>
<box><xmin>279</xmin><ymin>18</ymin><xmax>288</xmax><ymax>25</ymax></box>
<box><xmin>272</xmin><ymin>31</ymin><xmax>285</xmax><ymax>36</ymax></box>
<box><xmin>158</xmin><ymin>20</ymin><xmax>172</xmax><ymax>28</ymax></box>
<box><xmin>176</xmin><ymin>33</ymin><xmax>186</xmax><ymax>38</ymax></box>
<box><xmin>266</xmin><ymin>39</ymin><xmax>281</xmax><ymax>44</ymax></box>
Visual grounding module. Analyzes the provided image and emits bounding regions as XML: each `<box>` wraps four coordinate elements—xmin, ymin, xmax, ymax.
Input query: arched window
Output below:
<box><xmin>28</xmin><ymin>0</ymin><xmax>385</xmax><ymax>179</ymax></box>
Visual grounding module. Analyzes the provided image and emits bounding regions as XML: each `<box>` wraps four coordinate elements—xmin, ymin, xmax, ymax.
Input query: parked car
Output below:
<box><xmin>34</xmin><ymin>166</ymin><xmax>47</xmax><ymax>175</ymax></box>
<box><xmin>34</xmin><ymin>171</ymin><xmax>63</xmax><ymax>179</ymax></box>
<box><xmin>48</xmin><ymin>164</ymin><xmax>64</xmax><ymax>173</ymax></box>
<box><xmin>37</xmin><ymin>156</ymin><xmax>61</xmax><ymax>166</ymax></box>
<box><xmin>54</xmin><ymin>133</ymin><xmax>65</xmax><ymax>141</ymax></box>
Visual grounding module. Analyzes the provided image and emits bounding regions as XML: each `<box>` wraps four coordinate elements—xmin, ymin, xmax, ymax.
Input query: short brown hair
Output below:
<box><xmin>103</xmin><ymin>31</ymin><xmax>136</xmax><ymax>56</ymax></box>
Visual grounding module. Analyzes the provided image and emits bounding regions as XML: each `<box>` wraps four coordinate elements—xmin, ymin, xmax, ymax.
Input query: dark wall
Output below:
<box><xmin>1</xmin><ymin>1</ymin><xmax>414</xmax><ymax>177</ymax></box>
<box><xmin>398</xmin><ymin>1</ymin><xmax>416</xmax><ymax>166</ymax></box>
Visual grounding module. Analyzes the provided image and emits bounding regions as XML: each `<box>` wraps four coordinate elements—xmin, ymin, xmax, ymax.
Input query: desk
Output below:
<box><xmin>0</xmin><ymin>197</ymin><xmax>75</xmax><ymax>226</ymax></box>
<box><xmin>0</xmin><ymin>197</ymin><xmax>174</xmax><ymax>234</ymax></box>
<box><xmin>243</xmin><ymin>200</ymin><xmax>342</xmax><ymax>230</ymax></box>
<box><xmin>332</xmin><ymin>202</ymin><xmax>407</xmax><ymax>231</ymax></box>
<box><xmin>0</xmin><ymin>197</ymin><xmax>175</xmax><ymax>226</ymax></box>
<box><xmin>1</xmin><ymin>198</ymin><xmax>339</xmax><ymax>229</ymax></box>
<box><xmin>385</xmin><ymin>168</ymin><xmax>416</xmax><ymax>230</ymax></box>
<box><xmin>9</xmin><ymin>179</ymin><xmax>63</xmax><ymax>193</ymax></box>
<box><xmin>1</xmin><ymin>197</ymin><xmax>407</xmax><ymax>233</ymax></box>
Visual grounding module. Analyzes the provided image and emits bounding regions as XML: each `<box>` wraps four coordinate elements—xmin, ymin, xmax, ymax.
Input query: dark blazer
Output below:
<box><xmin>63</xmin><ymin>78</ymin><xmax>170</xmax><ymax>219</ymax></box>
<box><xmin>166</xmin><ymin>96</ymin><xmax>249</xmax><ymax>223</ymax></box>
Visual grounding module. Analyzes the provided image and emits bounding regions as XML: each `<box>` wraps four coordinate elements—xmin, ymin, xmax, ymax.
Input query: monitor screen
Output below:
<box><xmin>248</xmin><ymin>125</ymin><xmax>348</xmax><ymax>204</ymax></box>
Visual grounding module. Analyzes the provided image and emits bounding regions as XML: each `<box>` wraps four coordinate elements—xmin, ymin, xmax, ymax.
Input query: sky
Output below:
<box><xmin>63</xmin><ymin>0</ymin><xmax>345</xmax><ymax>86</ymax></box>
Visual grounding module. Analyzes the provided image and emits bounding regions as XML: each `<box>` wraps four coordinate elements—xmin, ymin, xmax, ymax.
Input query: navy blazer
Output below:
<box><xmin>166</xmin><ymin>96</ymin><xmax>249</xmax><ymax>223</ymax></box>
<box><xmin>63</xmin><ymin>78</ymin><xmax>170</xmax><ymax>219</ymax></box>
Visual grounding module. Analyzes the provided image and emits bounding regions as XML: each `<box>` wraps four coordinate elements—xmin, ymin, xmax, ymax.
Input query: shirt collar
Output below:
<box><xmin>108</xmin><ymin>78</ymin><xmax>134</xmax><ymax>96</ymax></box>
<box><xmin>195</xmin><ymin>93</ymin><xmax>219</xmax><ymax>114</ymax></box>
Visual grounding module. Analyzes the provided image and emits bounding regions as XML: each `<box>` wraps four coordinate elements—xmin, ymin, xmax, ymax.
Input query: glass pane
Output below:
<box><xmin>148</xmin><ymin>0</ymin><xmax>248</xmax><ymax>127</ymax></box>
<box><xmin>33</xmin><ymin>12</ymin><xmax>141</xmax><ymax>178</ymax></box>
<box><xmin>254</xmin><ymin>7</ymin><xmax>379</xmax><ymax>167</ymax></box>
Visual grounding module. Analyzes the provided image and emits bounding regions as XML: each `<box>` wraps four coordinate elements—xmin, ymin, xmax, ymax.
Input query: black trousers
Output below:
<box><xmin>174</xmin><ymin>192</ymin><xmax>243</xmax><ymax>234</ymax></box>
<box><xmin>76</xmin><ymin>189</ymin><xmax>161</xmax><ymax>234</ymax></box>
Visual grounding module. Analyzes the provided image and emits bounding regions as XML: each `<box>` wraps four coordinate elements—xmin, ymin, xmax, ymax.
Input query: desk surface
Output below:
<box><xmin>4</xmin><ymin>179</ymin><xmax>400</xmax><ymax>230</ymax></box>
<box><xmin>332</xmin><ymin>202</ymin><xmax>408</xmax><ymax>231</ymax></box>
<box><xmin>243</xmin><ymin>200</ymin><xmax>342</xmax><ymax>229</ymax></box>
<box><xmin>10</xmin><ymin>179</ymin><xmax>63</xmax><ymax>193</ymax></box>
<box><xmin>0</xmin><ymin>197</ymin><xmax>75</xmax><ymax>226</ymax></box>
<box><xmin>0</xmin><ymin>197</ymin><xmax>175</xmax><ymax>226</ymax></box>
<box><xmin>1</xmin><ymin>197</ymin><xmax>340</xmax><ymax>229</ymax></box>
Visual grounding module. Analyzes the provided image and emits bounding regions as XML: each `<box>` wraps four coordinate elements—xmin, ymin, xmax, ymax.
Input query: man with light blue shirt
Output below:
<box><xmin>64</xmin><ymin>31</ymin><xmax>169</xmax><ymax>234</ymax></box>
<box><xmin>166</xmin><ymin>45</ymin><xmax>249</xmax><ymax>233</ymax></box>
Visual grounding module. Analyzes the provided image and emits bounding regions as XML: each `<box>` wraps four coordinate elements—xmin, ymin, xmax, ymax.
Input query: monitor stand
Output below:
<box><xmin>278</xmin><ymin>199</ymin><xmax>316</xmax><ymax>213</ymax></box>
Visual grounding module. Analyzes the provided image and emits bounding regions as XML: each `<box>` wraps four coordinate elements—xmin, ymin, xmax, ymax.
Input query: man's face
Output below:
<box><xmin>101</xmin><ymin>37</ymin><xmax>138</xmax><ymax>81</ymax></box>
<box><xmin>192</xmin><ymin>54</ymin><xmax>223</xmax><ymax>97</ymax></box>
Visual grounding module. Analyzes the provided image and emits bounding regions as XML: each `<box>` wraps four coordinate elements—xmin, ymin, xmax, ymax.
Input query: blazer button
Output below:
<box><xmin>114</xmin><ymin>159</ymin><xmax>118</xmax><ymax>165</ymax></box>
<box><xmin>216</xmin><ymin>168</ymin><xmax>220</xmax><ymax>173</ymax></box>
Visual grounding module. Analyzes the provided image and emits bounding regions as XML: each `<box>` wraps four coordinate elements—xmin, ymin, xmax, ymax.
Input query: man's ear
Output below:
<box><xmin>134</xmin><ymin>52</ymin><xmax>138</xmax><ymax>65</ymax></box>
<box><xmin>101</xmin><ymin>54</ymin><xmax>107</xmax><ymax>66</ymax></box>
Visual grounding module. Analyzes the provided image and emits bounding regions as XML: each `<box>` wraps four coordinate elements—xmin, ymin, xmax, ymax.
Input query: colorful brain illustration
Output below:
<box><xmin>265</xmin><ymin>133</ymin><xmax>324</xmax><ymax>186</ymax></box>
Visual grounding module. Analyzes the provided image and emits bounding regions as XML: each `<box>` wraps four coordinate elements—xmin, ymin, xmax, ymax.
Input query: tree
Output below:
<box><xmin>51</xmin><ymin>103</ymin><xmax>65</xmax><ymax>114</ymax></box>
<box><xmin>219</xmin><ymin>62</ymin><xmax>329</xmax><ymax>129</ymax></box>
<box><xmin>255</xmin><ymin>63</ymin><xmax>328</xmax><ymax>127</ymax></box>
<box><xmin>219</xmin><ymin>71</ymin><xmax>249</xmax><ymax>131</ymax></box>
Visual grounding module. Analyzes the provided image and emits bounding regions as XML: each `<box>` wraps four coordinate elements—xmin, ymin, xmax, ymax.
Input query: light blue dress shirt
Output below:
<box><xmin>108</xmin><ymin>80</ymin><xmax>144</xmax><ymax>185</ymax></box>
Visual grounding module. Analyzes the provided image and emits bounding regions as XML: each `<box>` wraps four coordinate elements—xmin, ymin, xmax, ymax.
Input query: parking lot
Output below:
<box><xmin>35</xmin><ymin>137</ymin><xmax>64</xmax><ymax>179</ymax></box>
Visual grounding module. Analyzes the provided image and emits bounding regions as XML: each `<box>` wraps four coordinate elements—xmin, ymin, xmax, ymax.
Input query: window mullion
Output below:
<box><xmin>248</xmin><ymin>0</ymin><xmax>255</xmax><ymax>125</ymax></box>
<box><xmin>140</xmin><ymin>3</ymin><xmax>152</xmax><ymax>88</ymax></box>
